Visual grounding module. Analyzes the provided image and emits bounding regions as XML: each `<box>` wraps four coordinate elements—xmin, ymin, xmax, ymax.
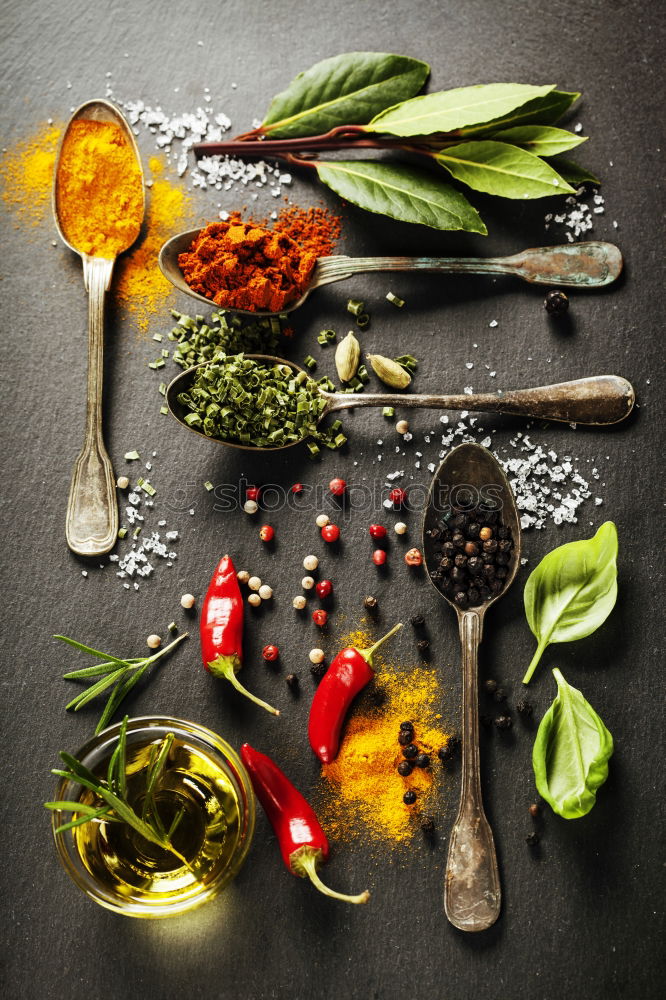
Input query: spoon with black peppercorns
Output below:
<box><xmin>423</xmin><ymin>442</ymin><xmax>521</xmax><ymax>933</ymax></box>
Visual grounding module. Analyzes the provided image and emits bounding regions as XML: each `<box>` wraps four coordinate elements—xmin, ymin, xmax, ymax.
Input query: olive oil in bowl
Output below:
<box><xmin>52</xmin><ymin>718</ymin><xmax>255</xmax><ymax>917</ymax></box>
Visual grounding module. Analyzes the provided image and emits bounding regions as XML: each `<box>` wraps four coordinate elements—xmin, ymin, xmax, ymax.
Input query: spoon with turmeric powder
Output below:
<box><xmin>53</xmin><ymin>100</ymin><xmax>144</xmax><ymax>557</ymax></box>
<box><xmin>165</xmin><ymin>354</ymin><xmax>634</xmax><ymax>453</ymax></box>
<box><xmin>159</xmin><ymin>223</ymin><xmax>623</xmax><ymax>317</ymax></box>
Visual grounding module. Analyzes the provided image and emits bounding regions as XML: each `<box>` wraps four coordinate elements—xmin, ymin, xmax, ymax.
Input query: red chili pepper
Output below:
<box><xmin>369</xmin><ymin>524</ymin><xmax>387</xmax><ymax>539</ymax></box>
<box><xmin>372</xmin><ymin>549</ymin><xmax>387</xmax><ymax>566</ymax></box>
<box><xmin>308</xmin><ymin>623</ymin><xmax>402</xmax><ymax>763</ymax></box>
<box><xmin>200</xmin><ymin>555</ymin><xmax>279</xmax><ymax>716</ymax></box>
<box><xmin>240</xmin><ymin>744</ymin><xmax>370</xmax><ymax>904</ymax></box>
<box><xmin>321</xmin><ymin>523</ymin><xmax>340</xmax><ymax>543</ymax></box>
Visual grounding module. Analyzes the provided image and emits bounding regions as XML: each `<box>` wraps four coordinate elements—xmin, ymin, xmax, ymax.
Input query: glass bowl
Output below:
<box><xmin>51</xmin><ymin>716</ymin><xmax>255</xmax><ymax>918</ymax></box>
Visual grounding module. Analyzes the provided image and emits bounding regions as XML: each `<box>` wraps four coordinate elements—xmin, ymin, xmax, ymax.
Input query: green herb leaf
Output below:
<box><xmin>490</xmin><ymin>125</ymin><xmax>586</xmax><ymax>157</ymax></box>
<box><xmin>523</xmin><ymin>522</ymin><xmax>618</xmax><ymax>684</ymax></box>
<box><xmin>435</xmin><ymin>141</ymin><xmax>575</xmax><ymax>199</ymax></box>
<box><xmin>549</xmin><ymin>156</ymin><xmax>601</xmax><ymax>186</ymax></box>
<box><xmin>261</xmin><ymin>52</ymin><xmax>429</xmax><ymax>138</ymax></box>
<box><xmin>533</xmin><ymin>668</ymin><xmax>613</xmax><ymax>818</ymax></box>
<box><xmin>316</xmin><ymin>160</ymin><xmax>487</xmax><ymax>233</ymax></box>
<box><xmin>459</xmin><ymin>90</ymin><xmax>580</xmax><ymax>135</ymax></box>
<box><xmin>366</xmin><ymin>82</ymin><xmax>554</xmax><ymax>137</ymax></box>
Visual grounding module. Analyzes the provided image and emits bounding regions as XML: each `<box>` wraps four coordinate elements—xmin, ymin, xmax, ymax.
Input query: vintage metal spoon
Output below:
<box><xmin>423</xmin><ymin>443</ymin><xmax>521</xmax><ymax>932</ymax></box>
<box><xmin>165</xmin><ymin>355</ymin><xmax>634</xmax><ymax>451</ymax></box>
<box><xmin>53</xmin><ymin>99</ymin><xmax>145</xmax><ymax>557</ymax></box>
<box><xmin>159</xmin><ymin>236</ymin><xmax>623</xmax><ymax>318</ymax></box>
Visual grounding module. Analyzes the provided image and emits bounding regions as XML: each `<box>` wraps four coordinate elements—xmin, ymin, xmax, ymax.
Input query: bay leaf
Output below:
<box><xmin>459</xmin><ymin>90</ymin><xmax>580</xmax><ymax>136</ymax></box>
<box><xmin>435</xmin><ymin>141</ymin><xmax>575</xmax><ymax>199</ymax></box>
<box><xmin>315</xmin><ymin>160</ymin><xmax>487</xmax><ymax>233</ymax></box>
<box><xmin>261</xmin><ymin>52</ymin><xmax>429</xmax><ymax>139</ymax></box>
<box><xmin>491</xmin><ymin>125</ymin><xmax>586</xmax><ymax>157</ymax></box>
<box><xmin>549</xmin><ymin>156</ymin><xmax>601</xmax><ymax>186</ymax></box>
<box><xmin>366</xmin><ymin>83</ymin><xmax>554</xmax><ymax>137</ymax></box>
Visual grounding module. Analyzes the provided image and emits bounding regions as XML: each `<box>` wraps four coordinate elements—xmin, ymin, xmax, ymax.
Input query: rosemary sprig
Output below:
<box><xmin>45</xmin><ymin>716</ymin><xmax>192</xmax><ymax>869</ymax></box>
<box><xmin>57</xmin><ymin>632</ymin><xmax>189</xmax><ymax>734</ymax></box>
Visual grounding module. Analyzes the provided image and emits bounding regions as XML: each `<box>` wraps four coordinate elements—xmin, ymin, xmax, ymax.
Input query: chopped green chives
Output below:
<box><xmin>149</xmin><ymin>359</ymin><xmax>165</xmax><ymax>369</ymax></box>
<box><xmin>124</xmin><ymin>450</ymin><xmax>140</xmax><ymax>461</ymax></box>
<box><xmin>161</xmin><ymin>349</ymin><xmax>170</xmax><ymax>358</ymax></box>
<box><xmin>204</xmin><ymin>481</ymin><xmax>214</xmax><ymax>491</ymax></box>
<box><xmin>133</xmin><ymin>526</ymin><xmax>142</xmax><ymax>538</ymax></box>
<box><xmin>394</xmin><ymin>354</ymin><xmax>418</xmax><ymax>373</ymax></box>
<box><xmin>160</xmin><ymin>406</ymin><xmax>168</xmax><ymax>415</ymax></box>
<box><xmin>383</xmin><ymin>406</ymin><xmax>395</xmax><ymax>417</ymax></box>
<box><xmin>152</xmin><ymin>333</ymin><xmax>163</xmax><ymax>342</ymax></box>
<box><xmin>347</xmin><ymin>299</ymin><xmax>364</xmax><ymax>317</ymax></box>
<box><xmin>117</xmin><ymin>527</ymin><xmax>127</xmax><ymax>539</ymax></box>
<box><xmin>386</xmin><ymin>291</ymin><xmax>405</xmax><ymax>308</ymax></box>
<box><xmin>357</xmin><ymin>364</ymin><xmax>370</xmax><ymax>384</ymax></box>
<box><xmin>303</xmin><ymin>355</ymin><xmax>317</xmax><ymax>370</ymax></box>
<box><xmin>139</xmin><ymin>481</ymin><xmax>156</xmax><ymax>497</ymax></box>
<box><xmin>355</xmin><ymin>313</ymin><xmax>370</xmax><ymax>329</ymax></box>
<box><xmin>168</xmin><ymin>621</ymin><xmax>177</xmax><ymax>632</ymax></box>
<box><xmin>158</xmin><ymin>382</ymin><xmax>167</xmax><ymax>396</ymax></box>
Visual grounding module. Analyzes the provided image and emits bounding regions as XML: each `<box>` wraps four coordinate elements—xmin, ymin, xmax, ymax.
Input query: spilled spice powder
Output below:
<box><xmin>115</xmin><ymin>155</ymin><xmax>193</xmax><ymax>332</ymax></box>
<box><xmin>0</xmin><ymin>123</ymin><xmax>62</xmax><ymax>226</ymax></box>
<box><xmin>318</xmin><ymin>627</ymin><xmax>451</xmax><ymax>845</ymax></box>
<box><xmin>271</xmin><ymin>205</ymin><xmax>341</xmax><ymax>258</ymax></box>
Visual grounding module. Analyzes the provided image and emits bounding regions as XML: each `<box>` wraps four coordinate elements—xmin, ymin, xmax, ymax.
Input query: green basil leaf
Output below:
<box><xmin>261</xmin><ymin>52</ymin><xmax>430</xmax><ymax>138</ymax></box>
<box><xmin>366</xmin><ymin>83</ymin><xmax>554</xmax><ymax>137</ymax></box>
<box><xmin>549</xmin><ymin>156</ymin><xmax>601</xmax><ymax>186</ymax></box>
<box><xmin>315</xmin><ymin>160</ymin><xmax>487</xmax><ymax>233</ymax></box>
<box><xmin>490</xmin><ymin>126</ymin><xmax>586</xmax><ymax>157</ymax></box>
<box><xmin>435</xmin><ymin>141</ymin><xmax>575</xmax><ymax>199</ymax></box>
<box><xmin>459</xmin><ymin>90</ymin><xmax>580</xmax><ymax>136</ymax></box>
<box><xmin>523</xmin><ymin>521</ymin><xmax>618</xmax><ymax>684</ymax></box>
<box><xmin>533</xmin><ymin>668</ymin><xmax>613</xmax><ymax>819</ymax></box>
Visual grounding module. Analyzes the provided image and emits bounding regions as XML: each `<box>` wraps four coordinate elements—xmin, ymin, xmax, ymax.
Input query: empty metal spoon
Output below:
<box><xmin>158</xmin><ymin>236</ymin><xmax>623</xmax><ymax>318</ymax></box>
<box><xmin>53</xmin><ymin>99</ymin><xmax>145</xmax><ymax>557</ymax></box>
<box><xmin>165</xmin><ymin>355</ymin><xmax>634</xmax><ymax>451</ymax></box>
<box><xmin>423</xmin><ymin>443</ymin><xmax>522</xmax><ymax>932</ymax></box>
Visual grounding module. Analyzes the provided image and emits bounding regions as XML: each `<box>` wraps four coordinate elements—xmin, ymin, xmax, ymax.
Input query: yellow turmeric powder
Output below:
<box><xmin>55</xmin><ymin>119</ymin><xmax>143</xmax><ymax>258</ymax></box>
<box><xmin>0</xmin><ymin>123</ymin><xmax>62</xmax><ymax>225</ymax></box>
<box><xmin>318</xmin><ymin>626</ymin><xmax>452</xmax><ymax>845</ymax></box>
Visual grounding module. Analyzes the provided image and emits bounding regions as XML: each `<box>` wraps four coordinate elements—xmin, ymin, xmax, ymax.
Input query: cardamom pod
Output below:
<box><xmin>367</xmin><ymin>353</ymin><xmax>412</xmax><ymax>389</ymax></box>
<box><xmin>335</xmin><ymin>330</ymin><xmax>361</xmax><ymax>383</ymax></box>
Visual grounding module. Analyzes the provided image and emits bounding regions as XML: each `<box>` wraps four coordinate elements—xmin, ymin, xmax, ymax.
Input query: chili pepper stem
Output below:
<box><xmin>358</xmin><ymin>622</ymin><xmax>403</xmax><ymax>665</ymax></box>
<box><xmin>207</xmin><ymin>655</ymin><xmax>280</xmax><ymax>715</ymax></box>
<box><xmin>290</xmin><ymin>846</ymin><xmax>370</xmax><ymax>905</ymax></box>
<box><xmin>522</xmin><ymin>637</ymin><xmax>550</xmax><ymax>685</ymax></box>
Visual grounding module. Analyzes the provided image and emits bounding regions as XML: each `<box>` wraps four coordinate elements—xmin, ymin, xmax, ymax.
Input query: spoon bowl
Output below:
<box><xmin>423</xmin><ymin>443</ymin><xmax>522</xmax><ymax>932</ymax></box>
<box><xmin>159</xmin><ymin>231</ymin><xmax>624</xmax><ymax>319</ymax></box>
<box><xmin>166</xmin><ymin>355</ymin><xmax>635</xmax><ymax>453</ymax></box>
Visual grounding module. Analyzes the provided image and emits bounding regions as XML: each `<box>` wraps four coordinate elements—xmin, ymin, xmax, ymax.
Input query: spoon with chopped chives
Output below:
<box><xmin>53</xmin><ymin>100</ymin><xmax>145</xmax><ymax>557</ymax></box>
<box><xmin>165</xmin><ymin>354</ymin><xmax>635</xmax><ymax>453</ymax></box>
<box><xmin>159</xmin><ymin>234</ymin><xmax>623</xmax><ymax>318</ymax></box>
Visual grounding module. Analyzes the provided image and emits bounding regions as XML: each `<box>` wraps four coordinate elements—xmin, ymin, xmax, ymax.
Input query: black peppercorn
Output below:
<box><xmin>437</xmin><ymin>735</ymin><xmax>460</xmax><ymax>760</ymax></box>
<box><xmin>409</xmin><ymin>614</ymin><xmax>425</xmax><ymax>627</ymax></box>
<box><xmin>495</xmin><ymin>552</ymin><xmax>510</xmax><ymax>566</ymax></box>
<box><xmin>544</xmin><ymin>289</ymin><xmax>569</xmax><ymax>315</ymax></box>
<box><xmin>467</xmin><ymin>522</ymin><xmax>480</xmax><ymax>539</ymax></box>
<box><xmin>416</xmin><ymin>639</ymin><xmax>430</xmax><ymax>653</ymax></box>
<box><xmin>285</xmin><ymin>673</ymin><xmax>299</xmax><ymax>691</ymax></box>
<box><xmin>451</xmin><ymin>566</ymin><xmax>467</xmax><ymax>583</ymax></box>
<box><xmin>452</xmin><ymin>532</ymin><xmax>465</xmax><ymax>549</ymax></box>
<box><xmin>400</xmin><ymin>720</ymin><xmax>414</xmax><ymax>731</ymax></box>
<box><xmin>484</xmin><ymin>679</ymin><xmax>497</xmax><ymax>694</ymax></box>
<box><xmin>525</xmin><ymin>831</ymin><xmax>540</xmax><ymax>846</ymax></box>
<box><xmin>494</xmin><ymin>714</ymin><xmax>513</xmax><ymax>730</ymax></box>
<box><xmin>529</xmin><ymin>803</ymin><xmax>540</xmax><ymax>818</ymax></box>
<box><xmin>468</xmin><ymin>587</ymin><xmax>481</xmax><ymax>605</ymax></box>
<box><xmin>498</xmin><ymin>538</ymin><xmax>513</xmax><ymax>553</ymax></box>
<box><xmin>415</xmin><ymin>753</ymin><xmax>430</xmax><ymax>768</ymax></box>
<box><xmin>398</xmin><ymin>730</ymin><xmax>413</xmax><ymax>746</ymax></box>
<box><xmin>483</xmin><ymin>538</ymin><xmax>498</xmax><ymax>554</ymax></box>
<box><xmin>495</xmin><ymin>566</ymin><xmax>508</xmax><ymax>580</ymax></box>
<box><xmin>439</xmin><ymin>557</ymin><xmax>454</xmax><ymax>571</ymax></box>
<box><xmin>454</xmin><ymin>591</ymin><xmax>468</xmax><ymax>607</ymax></box>
<box><xmin>402</xmin><ymin>743</ymin><xmax>418</xmax><ymax>759</ymax></box>
<box><xmin>497</xmin><ymin>526</ymin><xmax>510</xmax><ymax>540</ymax></box>
<box><xmin>467</xmin><ymin>556</ymin><xmax>483</xmax><ymax>575</ymax></box>
<box><xmin>310</xmin><ymin>661</ymin><xmax>327</xmax><ymax>680</ymax></box>
<box><xmin>517</xmin><ymin>699</ymin><xmax>534</xmax><ymax>717</ymax></box>
<box><xmin>397</xmin><ymin>760</ymin><xmax>413</xmax><ymax>777</ymax></box>
<box><xmin>363</xmin><ymin>595</ymin><xmax>378</xmax><ymax>610</ymax></box>
<box><xmin>454</xmin><ymin>553</ymin><xmax>468</xmax><ymax>568</ymax></box>
<box><xmin>492</xmin><ymin>687</ymin><xmax>507</xmax><ymax>703</ymax></box>
<box><xmin>403</xmin><ymin>790</ymin><xmax>417</xmax><ymax>805</ymax></box>
<box><xmin>443</xmin><ymin>541</ymin><xmax>456</xmax><ymax>555</ymax></box>
<box><xmin>421</xmin><ymin>815</ymin><xmax>436</xmax><ymax>835</ymax></box>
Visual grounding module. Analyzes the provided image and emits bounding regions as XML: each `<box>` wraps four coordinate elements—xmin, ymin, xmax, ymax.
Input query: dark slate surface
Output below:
<box><xmin>1</xmin><ymin>2</ymin><xmax>663</xmax><ymax>998</ymax></box>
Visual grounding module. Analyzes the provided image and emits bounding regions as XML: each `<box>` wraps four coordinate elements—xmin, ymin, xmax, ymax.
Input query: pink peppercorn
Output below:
<box><xmin>321</xmin><ymin>524</ymin><xmax>340</xmax><ymax>543</ymax></box>
<box><xmin>373</xmin><ymin>549</ymin><xmax>387</xmax><ymax>566</ymax></box>
<box><xmin>369</xmin><ymin>524</ymin><xmax>387</xmax><ymax>539</ymax></box>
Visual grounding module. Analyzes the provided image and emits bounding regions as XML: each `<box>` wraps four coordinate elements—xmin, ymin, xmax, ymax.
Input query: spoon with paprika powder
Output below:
<box><xmin>159</xmin><ymin>230</ymin><xmax>623</xmax><ymax>317</ymax></box>
<box><xmin>423</xmin><ymin>442</ymin><xmax>521</xmax><ymax>933</ymax></box>
<box><xmin>53</xmin><ymin>100</ymin><xmax>145</xmax><ymax>556</ymax></box>
<box><xmin>166</xmin><ymin>355</ymin><xmax>635</xmax><ymax>453</ymax></box>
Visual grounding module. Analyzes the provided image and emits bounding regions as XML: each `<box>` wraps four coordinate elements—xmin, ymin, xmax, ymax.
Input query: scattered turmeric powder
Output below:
<box><xmin>317</xmin><ymin>626</ymin><xmax>451</xmax><ymax>845</ymax></box>
<box><xmin>0</xmin><ymin>123</ymin><xmax>62</xmax><ymax>226</ymax></box>
<box><xmin>55</xmin><ymin>119</ymin><xmax>144</xmax><ymax>258</ymax></box>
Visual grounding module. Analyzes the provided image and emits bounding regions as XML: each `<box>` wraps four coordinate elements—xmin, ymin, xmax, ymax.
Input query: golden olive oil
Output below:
<box><xmin>72</xmin><ymin>735</ymin><xmax>243</xmax><ymax>908</ymax></box>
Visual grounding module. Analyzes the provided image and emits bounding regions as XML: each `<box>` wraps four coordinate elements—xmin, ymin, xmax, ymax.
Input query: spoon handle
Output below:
<box><xmin>315</xmin><ymin>242</ymin><xmax>622</xmax><ymax>289</ymax></box>
<box><xmin>326</xmin><ymin>375</ymin><xmax>634</xmax><ymax>425</ymax></box>
<box><xmin>65</xmin><ymin>256</ymin><xmax>118</xmax><ymax>557</ymax></box>
<box><xmin>445</xmin><ymin>610</ymin><xmax>501</xmax><ymax>932</ymax></box>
